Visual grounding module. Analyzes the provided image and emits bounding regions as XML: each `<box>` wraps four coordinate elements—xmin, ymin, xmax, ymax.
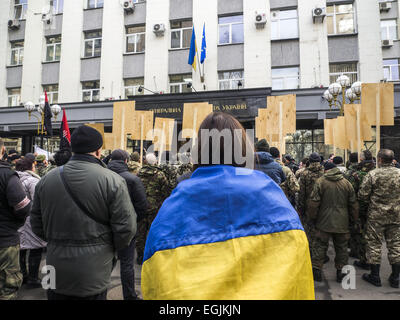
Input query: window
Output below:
<box><xmin>218</xmin><ymin>15</ymin><xmax>244</xmax><ymax>45</ymax></box>
<box><xmin>170</xmin><ymin>21</ymin><xmax>192</xmax><ymax>49</ymax></box>
<box><xmin>272</xmin><ymin>67</ymin><xmax>300</xmax><ymax>90</ymax></box>
<box><xmin>87</xmin><ymin>0</ymin><xmax>103</xmax><ymax>9</ymax></box>
<box><xmin>383</xmin><ymin>59</ymin><xmax>400</xmax><ymax>82</ymax></box>
<box><xmin>8</xmin><ymin>88</ymin><xmax>21</xmax><ymax>107</ymax></box>
<box><xmin>126</xmin><ymin>26</ymin><xmax>145</xmax><ymax>53</ymax></box>
<box><xmin>271</xmin><ymin>9</ymin><xmax>299</xmax><ymax>40</ymax></box>
<box><xmin>51</xmin><ymin>0</ymin><xmax>64</xmax><ymax>14</ymax></box>
<box><xmin>82</xmin><ymin>81</ymin><xmax>100</xmax><ymax>102</ymax></box>
<box><xmin>14</xmin><ymin>0</ymin><xmax>28</xmax><ymax>20</ymax></box>
<box><xmin>329</xmin><ymin>63</ymin><xmax>358</xmax><ymax>84</ymax></box>
<box><xmin>10</xmin><ymin>41</ymin><xmax>24</xmax><ymax>66</ymax></box>
<box><xmin>46</xmin><ymin>36</ymin><xmax>61</xmax><ymax>62</ymax></box>
<box><xmin>381</xmin><ymin>20</ymin><xmax>398</xmax><ymax>41</ymax></box>
<box><xmin>84</xmin><ymin>31</ymin><xmax>102</xmax><ymax>58</ymax></box>
<box><xmin>326</xmin><ymin>4</ymin><xmax>355</xmax><ymax>35</ymax></box>
<box><xmin>218</xmin><ymin>70</ymin><xmax>244</xmax><ymax>90</ymax></box>
<box><xmin>124</xmin><ymin>78</ymin><xmax>144</xmax><ymax>98</ymax></box>
<box><xmin>169</xmin><ymin>74</ymin><xmax>192</xmax><ymax>93</ymax></box>
<box><xmin>43</xmin><ymin>85</ymin><xmax>59</xmax><ymax>104</ymax></box>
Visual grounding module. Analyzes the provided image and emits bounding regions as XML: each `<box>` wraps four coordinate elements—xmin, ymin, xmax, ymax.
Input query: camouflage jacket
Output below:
<box><xmin>344</xmin><ymin>163</ymin><xmax>360</xmax><ymax>193</ymax></box>
<box><xmin>159</xmin><ymin>164</ymin><xmax>179</xmax><ymax>194</ymax></box>
<box><xmin>138</xmin><ymin>165</ymin><xmax>170</xmax><ymax>213</ymax></box>
<box><xmin>275</xmin><ymin>159</ymin><xmax>299</xmax><ymax>200</ymax></box>
<box><xmin>42</xmin><ymin>164</ymin><xmax>57</xmax><ymax>176</ymax></box>
<box><xmin>127</xmin><ymin>161</ymin><xmax>141</xmax><ymax>175</ymax></box>
<box><xmin>36</xmin><ymin>164</ymin><xmax>48</xmax><ymax>178</ymax></box>
<box><xmin>358</xmin><ymin>164</ymin><xmax>400</xmax><ymax>223</ymax></box>
<box><xmin>177</xmin><ymin>163</ymin><xmax>194</xmax><ymax>177</ymax></box>
<box><xmin>298</xmin><ymin>162</ymin><xmax>324</xmax><ymax>215</ymax></box>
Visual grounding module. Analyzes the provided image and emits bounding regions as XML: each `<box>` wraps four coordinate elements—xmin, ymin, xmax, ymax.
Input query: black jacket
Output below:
<box><xmin>255</xmin><ymin>152</ymin><xmax>286</xmax><ymax>185</ymax></box>
<box><xmin>0</xmin><ymin>160</ymin><xmax>31</xmax><ymax>248</ymax></box>
<box><xmin>108</xmin><ymin>160</ymin><xmax>147</xmax><ymax>222</ymax></box>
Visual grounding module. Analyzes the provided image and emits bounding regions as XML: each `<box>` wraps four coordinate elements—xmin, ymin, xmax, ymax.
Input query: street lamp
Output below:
<box><xmin>24</xmin><ymin>95</ymin><xmax>61</xmax><ymax>148</ymax></box>
<box><xmin>323</xmin><ymin>75</ymin><xmax>362</xmax><ymax>115</ymax></box>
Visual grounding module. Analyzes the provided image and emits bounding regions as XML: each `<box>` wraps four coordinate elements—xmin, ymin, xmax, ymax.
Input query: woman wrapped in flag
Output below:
<box><xmin>141</xmin><ymin>112</ymin><xmax>315</xmax><ymax>300</ymax></box>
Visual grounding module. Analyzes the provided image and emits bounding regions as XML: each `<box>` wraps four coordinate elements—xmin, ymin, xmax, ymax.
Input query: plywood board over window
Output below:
<box><xmin>85</xmin><ymin>123</ymin><xmax>105</xmax><ymax>149</ymax></box>
<box><xmin>130</xmin><ymin>110</ymin><xmax>154</xmax><ymax>141</ymax></box>
<box><xmin>112</xmin><ymin>101</ymin><xmax>136</xmax><ymax>150</ymax></box>
<box><xmin>182</xmin><ymin>102</ymin><xmax>213</xmax><ymax>139</ymax></box>
<box><xmin>324</xmin><ymin>118</ymin><xmax>334</xmax><ymax>146</ymax></box>
<box><xmin>104</xmin><ymin>133</ymin><xmax>117</xmax><ymax>151</ymax></box>
<box><xmin>153</xmin><ymin>117</ymin><xmax>175</xmax><ymax>152</ymax></box>
<box><xmin>334</xmin><ymin>116</ymin><xmax>348</xmax><ymax>150</ymax></box>
<box><xmin>361</xmin><ymin>83</ymin><xmax>394</xmax><ymax>126</ymax></box>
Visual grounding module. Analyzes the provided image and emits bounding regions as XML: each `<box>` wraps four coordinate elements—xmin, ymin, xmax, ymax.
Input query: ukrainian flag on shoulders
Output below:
<box><xmin>141</xmin><ymin>165</ymin><xmax>315</xmax><ymax>300</ymax></box>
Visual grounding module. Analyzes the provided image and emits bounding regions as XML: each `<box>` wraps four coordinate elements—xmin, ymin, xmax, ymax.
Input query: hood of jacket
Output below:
<box><xmin>107</xmin><ymin>160</ymin><xmax>129</xmax><ymax>174</ymax></box>
<box><xmin>308</xmin><ymin>162</ymin><xmax>324</xmax><ymax>174</ymax></box>
<box><xmin>358</xmin><ymin>160</ymin><xmax>375</xmax><ymax>172</ymax></box>
<box><xmin>324</xmin><ymin>167</ymin><xmax>344</xmax><ymax>181</ymax></box>
<box><xmin>17</xmin><ymin>170</ymin><xmax>40</xmax><ymax>182</ymax></box>
<box><xmin>256</xmin><ymin>152</ymin><xmax>275</xmax><ymax>165</ymax></box>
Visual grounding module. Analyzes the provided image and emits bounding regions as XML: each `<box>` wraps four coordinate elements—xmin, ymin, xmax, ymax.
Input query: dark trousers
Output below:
<box><xmin>118</xmin><ymin>238</ymin><xmax>138</xmax><ymax>300</ymax></box>
<box><xmin>20</xmin><ymin>248</ymin><xmax>43</xmax><ymax>280</ymax></box>
<box><xmin>47</xmin><ymin>289</ymin><xmax>107</xmax><ymax>300</ymax></box>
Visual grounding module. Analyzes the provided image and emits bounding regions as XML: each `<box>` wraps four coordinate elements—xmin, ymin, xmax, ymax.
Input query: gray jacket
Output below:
<box><xmin>31</xmin><ymin>154</ymin><xmax>137</xmax><ymax>297</ymax></box>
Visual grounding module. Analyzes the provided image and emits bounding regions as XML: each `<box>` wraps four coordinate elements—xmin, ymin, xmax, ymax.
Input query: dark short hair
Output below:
<box><xmin>378</xmin><ymin>149</ymin><xmax>394</xmax><ymax>164</ymax></box>
<box><xmin>16</xmin><ymin>157</ymin><xmax>34</xmax><ymax>172</ymax></box>
<box><xmin>349</xmin><ymin>152</ymin><xmax>358</xmax><ymax>163</ymax></box>
<box><xmin>362</xmin><ymin>150</ymin><xmax>373</xmax><ymax>161</ymax></box>
<box><xmin>131</xmin><ymin>151</ymin><xmax>140</xmax><ymax>162</ymax></box>
<box><xmin>269</xmin><ymin>147</ymin><xmax>280</xmax><ymax>159</ymax></box>
<box><xmin>54</xmin><ymin>149</ymin><xmax>72</xmax><ymax>167</ymax></box>
<box><xmin>333</xmin><ymin>156</ymin><xmax>343</xmax><ymax>165</ymax></box>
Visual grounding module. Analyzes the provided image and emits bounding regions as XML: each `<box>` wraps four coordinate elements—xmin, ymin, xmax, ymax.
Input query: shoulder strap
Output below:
<box><xmin>59</xmin><ymin>166</ymin><xmax>110</xmax><ymax>227</ymax></box>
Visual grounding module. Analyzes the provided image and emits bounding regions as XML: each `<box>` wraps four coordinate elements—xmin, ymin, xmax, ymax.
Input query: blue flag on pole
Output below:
<box><xmin>200</xmin><ymin>23</ymin><xmax>206</xmax><ymax>64</ymax></box>
<box><xmin>188</xmin><ymin>27</ymin><xmax>197</xmax><ymax>71</ymax></box>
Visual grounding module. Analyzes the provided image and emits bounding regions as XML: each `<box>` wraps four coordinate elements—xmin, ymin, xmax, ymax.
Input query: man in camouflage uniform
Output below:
<box><xmin>35</xmin><ymin>155</ymin><xmax>48</xmax><ymax>178</ymax></box>
<box><xmin>308</xmin><ymin>162</ymin><xmax>359</xmax><ymax>283</ymax></box>
<box><xmin>345</xmin><ymin>150</ymin><xmax>376</xmax><ymax>269</ymax></box>
<box><xmin>128</xmin><ymin>151</ymin><xmax>141</xmax><ymax>175</ymax></box>
<box><xmin>136</xmin><ymin>153</ymin><xmax>170</xmax><ymax>264</ymax></box>
<box><xmin>359</xmin><ymin>149</ymin><xmax>400</xmax><ymax>288</ymax></box>
<box><xmin>159</xmin><ymin>163</ymin><xmax>179</xmax><ymax>195</ymax></box>
<box><xmin>270</xmin><ymin>147</ymin><xmax>299</xmax><ymax>207</ymax></box>
<box><xmin>298</xmin><ymin>152</ymin><xmax>324</xmax><ymax>257</ymax></box>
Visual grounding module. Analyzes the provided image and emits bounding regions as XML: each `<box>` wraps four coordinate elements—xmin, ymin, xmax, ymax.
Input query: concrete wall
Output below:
<box><xmin>125</xmin><ymin>2</ymin><xmax>146</xmax><ymax>25</ymax></box>
<box><xmin>41</xmin><ymin>62</ymin><xmax>60</xmax><ymax>85</ymax></box>
<box><xmin>80</xmin><ymin>57</ymin><xmax>101</xmax><ymax>82</ymax></box>
<box><xmin>83</xmin><ymin>8</ymin><xmax>103</xmax><ymax>31</ymax></box>
<box><xmin>8</xmin><ymin>20</ymin><xmax>25</xmax><ymax>42</ymax></box>
<box><xmin>44</xmin><ymin>14</ymin><xmax>63</xmax><ymax>37</ymax></box>
<box><xmin>271</xmin><ymin>40</ymin><xmax>300</xmax><ymax>67</ymax></box>
<box><xmin>6</xmin><ymin>66</ymin><xmax>22</xmax><ymax>88</ymax></box>
<box><xmin>0</xmin><ymin>0</ymin><xmax>12</xmax><ymax>106</ymax></box>
<box><xmin>270</xmin><ymin>0</ymin><xmax>298</xmax><ymax>10</ymax></box>
<box><xmin>169</xmin><ymin>49</ymin><xmax>192</xmax><ymax>74</ymax></box>
<box><xmin>328</xmin><ymin>36</ymin><xmax>359</xmax><ymax>63</ymax></box>
<box><xmin>218</xmin><ymin>44</ymin><xmax>244</xmax><ymax>71</ymax></box>
<box><xmin>123</xmin><ymin>54</ymin><xmax>145</xmax><ymax>78</ymax></box>
<box><xmin>170</xmin><ymin>0</ymin><xmax>193</xmax><ymax>20</ymax></box>
<box><xmin>218</xmin><ymin>0</ymin><xmax>243</xmax><ymax>15</ymax></box>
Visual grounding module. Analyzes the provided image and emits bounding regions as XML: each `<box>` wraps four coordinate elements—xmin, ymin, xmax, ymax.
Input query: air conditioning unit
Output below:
<box><xmin>153</xmin><ymin>23</ymin><xmax>165</xmax><ymax>37</ymax></box>
<box><xmin>382</xmin><ymin>39</ymin><xmax>394</xmax><ymax>47</ymax></box>
<box><xmin>42</xmin><ymin>13</ymin><xmax>53</xmax><ymax>25</ymax></box>
<box><xmin>312</xmin><ymin>7</ymin><xmax>326</xmax><ymax>23</ymax></box>
<box><xmin>380</xmin><ymin>1</ymin><xmax>392</xmax><ymax>12</ymax></box>
<box><xmin>8</xmin><ymin>19</ymin><xmax>20</xmax><ymax>30</ymax></box>
<box><xmin>121</xmin><ymin>0</ymin><xmax>135</xmax><ymax>14</ymax></box>
<box><xmin>255</xmin><ymin>13</ymin><xmax>267</xmax><ymax>29</ymax></box>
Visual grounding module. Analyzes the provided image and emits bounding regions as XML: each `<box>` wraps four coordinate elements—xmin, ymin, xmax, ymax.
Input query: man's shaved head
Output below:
<box><xmin>378</xmin><ymin>149</ymin><xmax>394</xmax><ymax>165</ymax></box>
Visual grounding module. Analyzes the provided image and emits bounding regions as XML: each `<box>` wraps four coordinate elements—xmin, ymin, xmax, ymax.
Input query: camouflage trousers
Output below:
<box><xmin>0</xmin><ymin>245</ymin><xmax>23</xmax><ymax>300</ymax></box>
<box><xmin>312</xmin><ymin>230</ymin><xmax>350</xmax><ymax>270</ymax></box>
<box><xmin>136</xmin><ymin>209</ymin><xmax>158</xmax><ymax>262</ymax></box>
<box><xmin>301</xmin><ymin>216</ymin><xmax>317</xmax><ymax>258</ymax></box>
<box><xmin>365</xmin><ymin>219</ymin><xmax>400</xmax><ymax>265</ymax></box>
<box><xmin>349</xmin><ymin>216</ymin><xmax>368</xmax><ymax>263</ymax></box>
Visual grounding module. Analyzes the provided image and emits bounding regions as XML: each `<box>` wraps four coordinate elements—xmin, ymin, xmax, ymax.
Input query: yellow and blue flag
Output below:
<box><xmin>188</xmin><ymin>26</ymin><xmax>197</xmax><ymax>71</ymax></box>
<box><xmin>141</xmin><ymin>165</ymin><xmax>315</xmax><ymax>300</ymax></box>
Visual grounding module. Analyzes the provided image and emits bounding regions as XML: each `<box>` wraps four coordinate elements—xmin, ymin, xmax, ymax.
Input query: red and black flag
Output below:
<box><xmin>60</xmin><ymin>109</ymin><xmax>71</xmax><ymax>150</ymax></box>
<box><xmin>44</xmin><ymin>91</ymin><xmax>53</xmax><ymax>136</ymax></box>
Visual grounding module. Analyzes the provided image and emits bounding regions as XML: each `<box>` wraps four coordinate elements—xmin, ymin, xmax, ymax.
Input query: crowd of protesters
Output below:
<box><xmin>0</xmin><ymin>112</ymin><xmax>400</xmax><ymax>300</ymax></box>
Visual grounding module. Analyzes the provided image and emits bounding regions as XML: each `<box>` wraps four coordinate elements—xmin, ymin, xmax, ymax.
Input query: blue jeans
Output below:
<box><xmin>117</xmin><ymin>238</ymin><xmax>138</xmax><ymax>300</ymax></box>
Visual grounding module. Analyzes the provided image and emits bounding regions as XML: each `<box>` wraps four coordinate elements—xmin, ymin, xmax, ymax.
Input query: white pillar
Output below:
<box><xmin>356</xmin><ymin>0</ymin><xmax>383</xmax><ymax>82</ymax></box>
<box><xmin>144</xmin><ymin>0</ymin><xmax>170</xmax><ymax>94</ymax></box>
<box><xmin>100</xmin><ymin>0</ymin><xmax>124</xmax><ymax>100</ymax></box>
<box><xmin>298</xmin><ymin>0</ymin><xmax>330</xmax><ymax>88</ymax></box>
<box><xmin>0</xmin><ymin>0</ymin><xmax>12</xmax><ymax>107</ymax></box>
<box><xmin>21</xmin><ymin>0</ymin><xmax>47</xmax><ymax>103</ymax></box>
<box><xmin>192</xmin><ymin>0</ymin><xmax>218</xmax><ymax>91</ymax></box>
<box><xmin>58</xmin><ymin>0</ymin><xmax>84</xmax><ymax>103</ymax></box>
<box><xmin>243</xmin><ymin>0</ymin><xmax>271</xmax><ymax>88</ymax></box>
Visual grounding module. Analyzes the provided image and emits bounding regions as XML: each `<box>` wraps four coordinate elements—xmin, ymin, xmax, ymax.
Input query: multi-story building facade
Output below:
<box><xmin>0</xmin><ymin>0</ymin><xmax>400</xmax><ymax>160</ymax></box>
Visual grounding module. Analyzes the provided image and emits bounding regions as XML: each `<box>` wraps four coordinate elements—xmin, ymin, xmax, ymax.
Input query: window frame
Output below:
<box><xmin>218</xmin><ymin>15</ymin><xmax>244</xmax><ymax>45</ymax></box>
<box><xmin>10</xmin><ymin>42</ymin><xmax>24</xmax><ymax>66</ymax></box>
<box><xmin>381</xmin><ymin>19</ymin><xmax>398</xmax><ymax>41</ymax></box>
<box><xmin>82</xmin><ymin>81</ymin><xmax>100</xmax><ymax>102</ymax></box>
<box><xmin>170</xmin><ymin>21</ymin><xmax>193</xmax><ymax>50</ymax></box>
<box><xmin>218</xmin><ymin>70</ymin><xmax>244</xmax><ymax>90</ymax></box>
<box><xmin>271</xmin><ymin>67</ymin><xmax>300</xmax><ymax>90</ymax></box>
<box><xmin>329</xmin><ymin>62</ymin><xmax>359</xmax><ymax>84</ymax></box>
<box><xmin>270</xmin><ymin>9</ymin><xmax>299</xmax><ymax>40</ymax></box>
<box><xmin>84</xmin><ymin>31</ymin><xmax>102</xmax><ymax>58</ymax></box>
<box><xmin>14</xmin><ymin>0</ymin><xmax>28</xmax><ymax>20</ymax></box>
<box><xmin>43</xmin><ymin>85</ymin><xmax>59</xmax><ymax>104</ymax></box>
<box><xmin>51</xmin><ymin>0</ymin><xmax>64</xmax><ymax>14</ymax></box>
<box><xmin>124</xmin><ymin>78</ymin><xmax>144</xmax><ymax>98</ymax></box>
<box><xmin>383</xmin><ymin>59</ymin><xmax>400</xmax><ymax>82</ymax></box>
<box><xmin>45</xmin><ymin>36</ymin><xmax>62</xmax><ymax>62</ymax></box>
<box><xmin>169</xmin><ymin>74</ymin><xmax>193</xmax><ymax>93</ymax></box>
<box><xmin>8</xmin><ymin>88</ymin><xmax>21</xmax><ymax>107</ymax></box>
<box><xmin>126</xmin><ymin>26</ymin><xmax>146</xmax><ymax>54</ymax></box>
<box><xmin>87</xmin><ymin>0</ymin><xmax>104</xmax><ymax>9</ymax></box>
<box><xmin>326</xmin><ymin>3</ymin><xmax>356</xmax><ymax>36</ymax></box>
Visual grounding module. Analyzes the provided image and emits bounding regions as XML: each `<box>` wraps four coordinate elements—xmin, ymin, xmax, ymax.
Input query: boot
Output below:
<box><xmin>312</xmin><ymin>268</ymin><xmax>322</xmax><ymax>282</ymax></box>
<box><xmin>389</xmin><ymin>264</ymin><xmax>400</xmax><ymax>289</ymax></box>
<box><xmin>336</xmin><ymin>269</ymin><xmax>346</xmax><ymax>283</ymax></box>
<box><xmin>26</xmin><ymin>251</ymin><xmax>42</xmax><ymax>289</ymax></box>
<box><xmin>362</xmin><ymin>264</ymin><xmax>382</xmax><ymax>287</ymax></box>
<box><xmin>353</xmin><ymin>260</ymin><xmax>371</xmax><ymax>270</ymax></box>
